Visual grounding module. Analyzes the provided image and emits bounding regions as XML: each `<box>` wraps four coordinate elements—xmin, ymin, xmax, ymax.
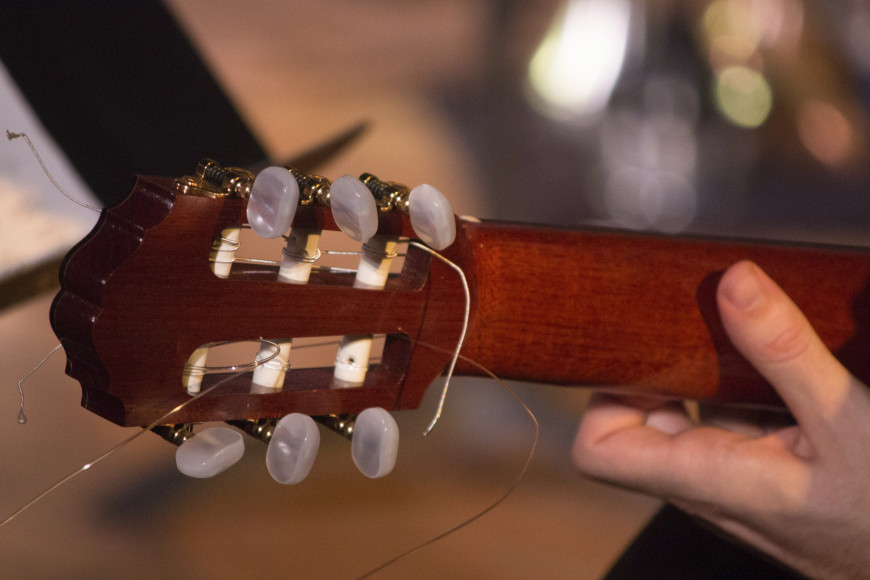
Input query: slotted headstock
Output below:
<box><xmin>50</xmin><ymin>170</ymin><xmax>468</xmax><ymax>427</ymax></box>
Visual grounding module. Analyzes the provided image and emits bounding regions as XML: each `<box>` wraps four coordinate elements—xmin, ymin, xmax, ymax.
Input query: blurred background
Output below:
<box><xmin>0</xmin><ymin>0</ymin><xmax>868</xmax><ymax>577</ymax></box>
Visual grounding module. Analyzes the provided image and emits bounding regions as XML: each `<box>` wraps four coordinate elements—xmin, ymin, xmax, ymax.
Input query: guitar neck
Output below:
<box><xmin>450</xmin><ymin>220</ymin><xmax>870</xmax><ymax>406</ymax></box>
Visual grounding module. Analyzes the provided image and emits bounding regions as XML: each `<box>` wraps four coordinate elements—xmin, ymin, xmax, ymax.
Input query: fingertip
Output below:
<box><xmin>572</xmin><ymin>393</ymin><xmax>632</xmax><ymax>474</ymax></box>
<box><xmin>571</xmin><ymin>426</ymin><xmax>592</xmax><ymax>474</ymax></box>
<box><xmin>572</xmin><ymin>394</ymin><xmax>688</xmax><ymax>476</ymax></box>
<box><xmin>717</xmin><ymin>261</ymin><xmax>813</xmax><ymax>366</ymax></box>
<box><xmin>572</xmin><ymin>394</ymin><xmax>611</xmax><ymax>471</ymax></box>
<box><xmin>718</xmin><ymin>260</ymin><xmax>768</xmax><ymax>313</ymax></box>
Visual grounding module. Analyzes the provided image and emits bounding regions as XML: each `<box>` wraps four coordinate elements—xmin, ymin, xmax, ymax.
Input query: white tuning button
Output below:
<box><xmin>409</xmin><ymin>184</ymin><xmax>456</xmax><ymax>250</ymax></box>
<box><xmin>175</xmin><ymin>427</ymin><xmax>245</xmax><ymax>478</ymax></box>
<box><xmin>266</xmin><ymin>413</ymin><xmax>320</xmax><ymax>484</ymax></box>
<box><xmin>351</xmin><ymin>407</ymin><xmax>399</xmax><ymax>478</ymax></box>
<box><xmin>330</xmin><ymin>175</ymin><xmax>378</xmax><ymax>242</ymax></box>
<box><xmin>247</xmin><ymin>166</ymin><xmax>300</xmax><ymax>238</ymax></box>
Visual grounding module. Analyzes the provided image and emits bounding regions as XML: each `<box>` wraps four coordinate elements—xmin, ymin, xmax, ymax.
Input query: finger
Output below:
<box><xmin>574</xmin><ymin>393</ymin><xmax>801</xmax><ymax>506</ymax></box>
<box><xmin>574</xmin><ymin>394</ymin><xmax>701</xmax><ymax>494</ymax></box>
<box><xmin>717</xmin><ymin>261</ymin><xmax>858</xmax><ymax>432</ymax></box>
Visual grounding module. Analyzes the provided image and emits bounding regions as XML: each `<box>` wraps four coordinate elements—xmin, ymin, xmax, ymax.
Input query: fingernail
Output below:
<box><xmin>722</xmin><ymin>263</ymin><xmax>767</xmax><ymax>311</ymax></box>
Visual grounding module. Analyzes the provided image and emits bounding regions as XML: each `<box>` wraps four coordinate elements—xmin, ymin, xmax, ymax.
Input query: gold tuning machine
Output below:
<box><xmin>360</xmin><ymin>173</ymin><xmax>410</xmax><ymax>213</ymax></box>
<box><xmin>175</xmin><ymin>158</ymin><xmax>256</xmax><ymax>199</ymax></box>
<box><xmin>313</xmin><ymin>414</ymin><xmax>357</xmax><ymax>441</ymax></box>
<box><xmin>151</xmin><ymin>423</ymin><xmax>196</xmax><ymax>446</ymax></box>
<box><xmin>226</xmin><ymin>418</ymin><xmax>279</xmax><ymax>443</ymax></box>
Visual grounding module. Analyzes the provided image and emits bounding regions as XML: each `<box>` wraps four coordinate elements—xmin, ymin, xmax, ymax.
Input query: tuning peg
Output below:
<box><xmin>351</xmin><ymin>407</ymin><xmax>399</xmax><ymax>478</ymax></box>
<box><xmin>175</xmin><ymin>427</ymin><xmax>245</xmax><ymax>478</ymax></box>
<box><xmin>266</xmin><ymin>413</ymin><xmax>320</xmax><ymax>484</ymax></box>
<box><xmin>330</xmin><ymin>175</ymin><xmax>378</xmax><ymax>242</ymax></box>
<box><xmin>247</xmin><ymin>166</ymin><xmax>300</xmax><ymax>238</ymax></box>
<box><xmin>409</xmin><ymin>184</ymin><xmax>456</xmax><ymax>250</ymax></box>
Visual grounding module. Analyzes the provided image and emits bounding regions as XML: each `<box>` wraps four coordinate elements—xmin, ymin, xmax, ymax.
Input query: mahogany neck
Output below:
<box><xmin>449</xmin><ymin>220</ymin><xmax>870</xmax><ymax>406</ymax></box>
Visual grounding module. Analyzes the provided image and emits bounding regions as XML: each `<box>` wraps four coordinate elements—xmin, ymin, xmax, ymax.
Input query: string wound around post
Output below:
<box><xmin>183</xmin><ymin>339</ymin><xmax>282</xmax><ymax>378</ymax></box>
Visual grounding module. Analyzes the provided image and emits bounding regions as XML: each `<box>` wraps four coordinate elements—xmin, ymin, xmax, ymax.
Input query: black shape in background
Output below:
<box><xmin>605</xmin><ymin>505</ymin><xmax>807</xmax><ymax>580</ymax></box>
<box><xmin>0</xmin><ymin>0</ymin><xmax>266</xmax><ymax>206</ymax></box>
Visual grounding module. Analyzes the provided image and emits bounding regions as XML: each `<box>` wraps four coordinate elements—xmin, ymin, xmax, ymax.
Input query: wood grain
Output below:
<box><xmin>452</xmin><ymin>222</ymin><xmax>870</xmax><ymax>406</ymax></box>
<box><xmin>51</xmin><ymin>177</ymin><xmax>870</xmax><ymax>426</ymax></box>
<box><xmin>50</xmin><ymin>177</ymin><xmax>466</xmax><ymax>426</ymax></box>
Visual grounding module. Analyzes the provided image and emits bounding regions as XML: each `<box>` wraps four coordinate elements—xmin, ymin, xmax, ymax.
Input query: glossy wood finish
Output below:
<box><xmin>51</xmin><ymin>177</ymin><xmax>870</xmax><ymax>426</ymax></box>
<box><xmin>50</xmin><ymin>177</ymin><xmax>466</xmax><ymax>426</ymax></box>
<box><xmin>452</xmin><ymin>222</ymin><xmax>870</xmax><ymax>406</ymax></box>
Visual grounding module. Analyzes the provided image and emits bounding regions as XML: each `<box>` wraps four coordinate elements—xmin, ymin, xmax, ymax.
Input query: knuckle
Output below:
<box><xmin>758</xmin><ymin>315</ymin><xmax>814</xmax><ymax>365</ymax></box>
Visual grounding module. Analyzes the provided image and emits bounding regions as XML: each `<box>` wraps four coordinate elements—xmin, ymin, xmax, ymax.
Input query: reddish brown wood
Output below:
<box><xmin>50</xmin><ymin>177</ymin><xmax>466</xmax><ymax>426</ymax></box>
<box><xmin>51</xmin><ymin>176</ymin><xmax>870</xmax><ymax>426</ymax></box>
<box><xmin>450</xmin><ymin>222</ymin><xmax>870</xmax><ymax>406</ymax></box>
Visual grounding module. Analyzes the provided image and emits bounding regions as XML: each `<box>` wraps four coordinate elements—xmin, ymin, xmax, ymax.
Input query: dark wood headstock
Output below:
<box><xmin>50</xmin><ymin>175</ymin><xmax>467</xmax><ymax>426</ymax></box>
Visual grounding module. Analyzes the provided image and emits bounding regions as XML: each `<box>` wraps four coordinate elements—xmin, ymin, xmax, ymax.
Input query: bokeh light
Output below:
<box><xmin>527</xmin><ymin>0</ymin><xmax>632</xmax><ymax>120</ymax></box>
<box><xmin>797</xmin><ymin>100</ymin><xmax>854</xmax><ymax>168</ymax></box>
<box><xmin>714</xmin><ymin>65</ymin><xmax>773</xmax><ymax>128</ymax></box>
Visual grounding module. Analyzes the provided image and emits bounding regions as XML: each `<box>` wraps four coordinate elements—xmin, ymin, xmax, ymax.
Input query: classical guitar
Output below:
<box><xmin>49</xmin><ymin>159</ymin><xmax>870</xmax><ymax>477</ymax></box>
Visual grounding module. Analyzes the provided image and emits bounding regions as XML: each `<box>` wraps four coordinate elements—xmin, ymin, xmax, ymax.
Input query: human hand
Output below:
<box><xmin>573</xmin><ymin>261</ymin><xmax>870</xmax><ymax>579</ymax></box>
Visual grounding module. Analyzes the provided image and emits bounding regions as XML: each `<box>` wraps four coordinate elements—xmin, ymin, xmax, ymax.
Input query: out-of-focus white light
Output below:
<box><xmin>604</xmin><ymin>167</ymin><xmax>697</xmax><ymax>233</ymax></box>
<box><xmin>527</xmin><ymin>0</ymin><xmax>632</xmax><ymax>120</ymax></box>
<box><xmin>598</xmin><ymin>79</ymin><xmax>700</xmax><ymax>233</ymax></box>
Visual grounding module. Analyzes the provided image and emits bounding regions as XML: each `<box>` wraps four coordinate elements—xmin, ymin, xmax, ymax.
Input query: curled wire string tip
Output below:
<box><xmin>6</xmin><ymin>130</ymin><xmax>101</xmax><ymax>212</ymax></box>
<box><xmin>409</xmin><ymin>242</ymin><xmax>469</xmax><ymax>438</ymax></box>
<box><xmin>422</xmin><ymin>414</ymin><xmax>439</xmax><ymax>437</ymax></box>
<box><xmin>16</xmin><ymin>344</ymin><xmax>62</xmax><ymax>426</ymax></box>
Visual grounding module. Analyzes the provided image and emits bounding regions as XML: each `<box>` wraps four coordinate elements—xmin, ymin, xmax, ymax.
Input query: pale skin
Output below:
<box><xmin>573</xmin><ymin>261</ymin><xmax>870</xmax><ymax>579</ymax></box>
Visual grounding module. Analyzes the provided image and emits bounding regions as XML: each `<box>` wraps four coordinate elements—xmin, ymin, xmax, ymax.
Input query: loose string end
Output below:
<box><xmin>355</xmin><ymin>344</ymin><xmax>540</xmax><ymax>579</ymax></box>
<box><xmin>15</xmin><ymin>343</ymin><xmax>63</xmax><ymax>425</ymax></box>
<box><xmin>6</xmin><ymin>129</ymin><xmax>101</xmax><ymax>212</ymax></box>
<box><xmin>408</xmin><ymin>242</ymin><xmax>470</xmax><ymax>438</ymax></box>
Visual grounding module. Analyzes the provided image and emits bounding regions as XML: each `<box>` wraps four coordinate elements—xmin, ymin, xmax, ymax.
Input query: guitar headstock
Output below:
<box><xmin>50</xmin><ymin>162</ymin><xmax>469</xmax><ymax>430</ymax></box>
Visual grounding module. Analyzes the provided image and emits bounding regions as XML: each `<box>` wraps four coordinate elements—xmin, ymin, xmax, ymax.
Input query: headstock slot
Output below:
<box><xmin>183</xmin><ymin>334</ymin><xmax>389</xmax><ymax>388</ymax></box>
<box><xmin>213</xmin><ymin>228</ymin><xmax>412</xmax><ymax>287</ymax></box>
<box><xmin>174</xmin><ymin>333</ymin><xmax>407</xmax><ymax>423</ymax></box>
